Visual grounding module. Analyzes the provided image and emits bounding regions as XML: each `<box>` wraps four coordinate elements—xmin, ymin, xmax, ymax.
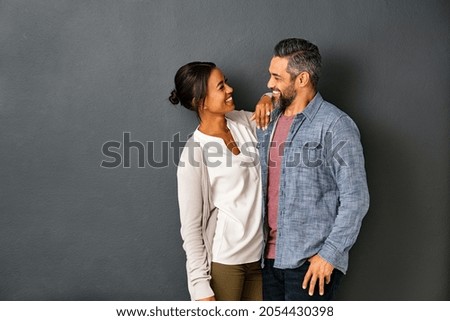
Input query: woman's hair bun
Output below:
<box><xmin>168</xmin><ymin>90</ymin><xmax>180</xmax><ymax>105</ymax></box>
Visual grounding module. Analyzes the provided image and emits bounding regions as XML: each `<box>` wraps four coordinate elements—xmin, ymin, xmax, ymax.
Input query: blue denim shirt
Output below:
<box><xmin>257</xmin><ymin>93</ymin><xmax>369</xmax><ymax>273</ymax></box>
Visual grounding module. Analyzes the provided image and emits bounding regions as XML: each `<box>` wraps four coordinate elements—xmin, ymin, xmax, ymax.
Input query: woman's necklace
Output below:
<box><xmin>222</xmin><ymin>127</ymin><xmax>240</xmax><ymax>155</ymax></box>
<box><xmin>199</xmin><ymin>122</ymin><xmax>240</xmax><ymax>155</ymax></box>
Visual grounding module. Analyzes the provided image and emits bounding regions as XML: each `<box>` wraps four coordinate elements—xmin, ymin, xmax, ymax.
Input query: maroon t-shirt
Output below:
<box><xmin>265</xmin><ymin>114</ymin><xmax>295</xmax><ymax>259</ymax></box>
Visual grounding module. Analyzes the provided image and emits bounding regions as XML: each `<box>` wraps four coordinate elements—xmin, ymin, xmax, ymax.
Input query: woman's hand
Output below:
<box><xmin>250</xmin><ymin>94</ymin><xmax>273</xmax><ymax>130</ymax></box>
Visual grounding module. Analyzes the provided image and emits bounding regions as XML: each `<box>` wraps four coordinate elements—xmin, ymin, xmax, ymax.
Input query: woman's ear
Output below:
<box><xmin>192</xmin><ymin>98</ymin><xmax>200</xmax><ymax>110</ymax></box>
<box><xmin>193</xmin><ymin>98</ymin><xmax>207</xmax><ymax>111</ymax></box>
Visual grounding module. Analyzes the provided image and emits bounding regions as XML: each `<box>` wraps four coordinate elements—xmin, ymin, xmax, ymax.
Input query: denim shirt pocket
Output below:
<box><xmin>302</xmin><ymin>142</ymin><xmax>323</xmax><ymax>169</ymax></box>
<box><xmin>285</xmin><ymin>141</ymin><xmax>323</xmax><ymax>169</ymax></box>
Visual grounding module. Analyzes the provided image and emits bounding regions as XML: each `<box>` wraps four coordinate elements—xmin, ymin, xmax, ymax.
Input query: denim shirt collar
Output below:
<box><xmin>271</xmin><ymin>92</ymin><xmax>323</xmax><ymax>122</ymax></box>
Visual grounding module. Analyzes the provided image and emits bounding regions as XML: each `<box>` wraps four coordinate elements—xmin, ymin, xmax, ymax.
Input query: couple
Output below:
<box><xmin>169</xmin><ymin>38</ymin><xmax>370</xmax><ymax>301</ymax></box>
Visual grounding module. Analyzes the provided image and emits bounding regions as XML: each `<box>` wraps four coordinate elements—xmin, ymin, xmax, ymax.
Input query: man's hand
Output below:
<box><xmin>250</xmin><ymin>95</ymin><xmax>273</xmax><ymax>130</ymax></box>
<box><xmin>197</xmin><ymin>296</ymin><xmax>216</xmax><ymax>301</ymax></box>
<box><xmin>302</xmin><ymin>255</ymin><xmax>335</xmax><ymax>296</ymax></box>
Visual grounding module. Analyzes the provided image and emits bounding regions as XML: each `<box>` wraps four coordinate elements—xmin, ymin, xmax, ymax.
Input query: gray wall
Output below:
<box><xmin>1</xmin><ymin>0</ymin><xmax>448</xmax><ymax>300</ymax></box>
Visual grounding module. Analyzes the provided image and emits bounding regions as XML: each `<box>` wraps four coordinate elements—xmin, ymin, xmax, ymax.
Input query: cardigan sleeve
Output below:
<box><xmin>177</xmin><ymin>139</ymin><xmax>214</xmax><ymax>300</ymax></box>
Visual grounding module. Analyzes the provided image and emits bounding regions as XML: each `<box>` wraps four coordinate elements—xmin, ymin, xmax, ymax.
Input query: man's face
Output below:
<box><xmin>267</xmin><ymin>56</ymin><xmax>297</xmax><ymax>110</ymax></box>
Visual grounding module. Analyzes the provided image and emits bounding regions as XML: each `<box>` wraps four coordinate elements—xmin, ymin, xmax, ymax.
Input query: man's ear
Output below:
<box><xmin>297</xmin><ymin>71</ymin><xmax>311</xmax><ymax>88</ymax></box>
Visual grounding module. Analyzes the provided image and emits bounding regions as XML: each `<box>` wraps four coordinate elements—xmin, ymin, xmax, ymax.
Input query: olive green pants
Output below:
<box><xmin>210</xmin><ymin>260</ymin><xmax>262</xmax><ymax>301</ymax></box>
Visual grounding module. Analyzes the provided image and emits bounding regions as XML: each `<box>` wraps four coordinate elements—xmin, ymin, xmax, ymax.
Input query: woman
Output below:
<box><xmin>169</xmin><ymin>62</ymin><xmax>263</xmax><ymax>301</ymax></box>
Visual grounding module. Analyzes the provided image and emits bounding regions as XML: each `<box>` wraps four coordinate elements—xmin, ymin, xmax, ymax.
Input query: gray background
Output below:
<box><xmin>1</xmin><ymin>0</ymin><xmax>448</xmax><ymax>300</ymax></box>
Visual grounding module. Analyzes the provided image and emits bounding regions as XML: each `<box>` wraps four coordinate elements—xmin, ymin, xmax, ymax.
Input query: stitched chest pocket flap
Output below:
<box><xmin>285</xmin><ymin>141</ymin><xmax>323</xmax><ymax>168</ymax></box>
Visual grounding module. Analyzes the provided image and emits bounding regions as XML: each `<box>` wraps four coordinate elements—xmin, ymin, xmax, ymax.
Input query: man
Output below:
<box><xmin>254</xmin><ymin>38</ymin><xmax>369</xmax><ymax>300</ymax></box>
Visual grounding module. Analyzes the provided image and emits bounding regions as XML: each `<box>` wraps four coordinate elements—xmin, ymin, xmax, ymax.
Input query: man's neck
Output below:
<box><xmin>284</xmin><ymin>90</ymin><xmax>317</xmax><ymax>117</ymax></box>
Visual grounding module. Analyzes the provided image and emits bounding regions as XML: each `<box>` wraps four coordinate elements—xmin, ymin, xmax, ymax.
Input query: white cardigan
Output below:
<box><xmin>177</xmin><ymin>110</ymin><xmax>263</xmax><ymax>300</ymax></box>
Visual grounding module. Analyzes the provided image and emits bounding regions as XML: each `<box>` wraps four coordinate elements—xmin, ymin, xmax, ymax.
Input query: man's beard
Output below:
<box><xmin>272</xmin><ymin>83</ymin><xmax>296</xmax><ymax>112</ymax></box>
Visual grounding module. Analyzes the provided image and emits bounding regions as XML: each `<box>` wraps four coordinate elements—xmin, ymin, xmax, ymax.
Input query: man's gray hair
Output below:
<box><xmin>274</xmin><ymin>38</ymin><xmax>321</xmax><ymax>88</ymax></box>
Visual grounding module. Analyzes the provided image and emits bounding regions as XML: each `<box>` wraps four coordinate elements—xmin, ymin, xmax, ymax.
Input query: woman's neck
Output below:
<box><xmin>198</xmin><ymin>114</ymin><xmax>229</xmax><ymax>136</ymax></box>
<box><xmin>198</xmin><ymin>113</ymin><xmax>240</xmax><ymax>155</ymax></box>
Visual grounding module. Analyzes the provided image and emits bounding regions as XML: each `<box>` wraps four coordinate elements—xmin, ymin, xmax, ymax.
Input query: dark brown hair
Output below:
<box><xmin>169</xmin><ymin>62</ymin><xmax>216</xmax><ymax>120</ymax></box>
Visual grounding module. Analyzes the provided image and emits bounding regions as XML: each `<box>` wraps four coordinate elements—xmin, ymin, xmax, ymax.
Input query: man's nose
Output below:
<box><xmin>267</xmin><ymin>77</ymin><xmax>274</xmax><ymax>89</ymax></box>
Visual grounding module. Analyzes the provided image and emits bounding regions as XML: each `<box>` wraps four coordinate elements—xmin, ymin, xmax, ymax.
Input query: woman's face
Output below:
<box><xmin>202</xmin><ymin>68</ymin><xmax>234</xmax><ymax>114</ymax></box>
